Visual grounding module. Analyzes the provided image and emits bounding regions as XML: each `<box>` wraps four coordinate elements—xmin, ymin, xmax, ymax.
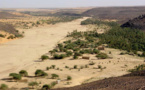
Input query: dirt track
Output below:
<box><xmin>0</xmin><ymin>17</ymin><xmax>88</xmax><ymax>79</ymax></box>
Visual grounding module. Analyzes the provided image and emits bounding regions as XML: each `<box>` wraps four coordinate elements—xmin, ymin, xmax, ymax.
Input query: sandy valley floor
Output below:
<box><xmin>0</xmin><ymin>17</ymin><xmax>144</xmax><ymax>89</ymax></box>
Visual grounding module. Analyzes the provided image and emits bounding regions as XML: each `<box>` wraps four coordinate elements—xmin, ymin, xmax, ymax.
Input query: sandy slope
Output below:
<box><xmin>0</xmin><ymin>17</ymin><xmax>88</xmax><ymax>79</ymax></box>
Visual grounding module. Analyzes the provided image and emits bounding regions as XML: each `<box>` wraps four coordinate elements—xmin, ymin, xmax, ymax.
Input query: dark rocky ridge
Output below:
<box><xmin>121</xmin><ymin>14</ymin><xmax>145</xmax><ymax>31</ymax></box>
<box><xmin>82</xmin><ymin>6</ymin><xmax>145</xmax><ymax>23</ymax></box>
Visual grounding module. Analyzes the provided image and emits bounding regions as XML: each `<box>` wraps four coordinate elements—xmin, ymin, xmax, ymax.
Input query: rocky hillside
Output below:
<box><xmin>121</xmin><ymin>14</ymin><xmax>145</xmax><ymax>31</ymax></box>
<box><xmin>82</xmin><ymin>6</ymin><xmax>145</xmax><ymax>23</ymax></box>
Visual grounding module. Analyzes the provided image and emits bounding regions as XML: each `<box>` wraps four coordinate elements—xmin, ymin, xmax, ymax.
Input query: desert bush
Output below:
<box><xmin>53</xmin><ymin>54</ymin><xmax>66</xmax><ymax>59</ymax></box>
<box><xmin>51</xmin><ymin>74</ymin><xmax>59</xmax><ymax>79</ymax></box>
<box><xmin>98</xmin><ymin>65</ymin><xmax>102</xmax><ymax>69</ymax></box>
<box><xmin>0</xmin><ymin>34</ymin><xmax>5</xmax><ymax>38</ymax></box>
<box><xmin>42</xmin><ymin>84</ymin><xmax>51</xmax><ymax>90</ymax></box>
<box><xmin>66</xmin><ymin>51</ymin><xmax>73</xmax><ymax>56</ymax></box>
<box><xmin>96</xmin><ymin>53</ymin><xmax>108</xmax><ymax>59</ymax></box>
<box><xmin>65</xmin><ymin>66</ymin><xmax>69</xmax><ymax>68</ymax></box>
<box><xmin>93</xmin><ymin>49</ymin><xmax>100</xmax><ymax>54</ymax></box>
<box><xmin>35</xmin><ymin>69</ymin><xmax>48</xmax><ymax>77</ymax></box>
<box><xmin>19</xmin><ymin>70</ymin><xmax>28</xmax><ymax>77</ymax></box>
<box><xmin>41</xmin><ymin>55</ymin><xmax>49</xmax><ymax>61</ymax></box>
<box><xmin>67</xmin><ymin>76</ymin><xmax>72</xmax><ymax>81</ymax></box>
<box><xmin>74</xmin><ymin>52</ymin><xmax>82</xmax><ymax>56</ymax></box>
<box><xmin>0</xmin><ymin>84</ymin><xmax>8</xmax><ymax>90</ymax></box>
<box><xmin>51</xmin><ymin>65</ymin><xmax>56</xmax><ymax>69</ymax></box>
<box><xmin>120</xmin><ymin>52</ymin><xmax>125</xmax><ymax>55</ymax></box>
<box><xmin>9</xmin><ymin>73</ymin><xmax>22</xmax><ymax>80</ymax></box>
<box><xmin>74</xmin><ymin>65</ymin><xmax>78</xmax><ymax>69</ymax></box>
<box><xmin>28</xmin><ymin>82</ymin><xmax>38</xmax><ymax>89</ymax></box>
<box><xmin>7</xmin><ymin>35</ymin><xmax>14</xmax><ymax>39</ymax></box>
<box><xmin>46</xmin><ymin>67</ymin><xmax>50</xmax><ymax>70</ymax></box>
<box><xmin>51</xmin><ymin>81</ymin><xmax>57</xmax><ymax>87</ymax></box>
<box><xmin>73</xmin><ymin>55</ymin><xmax>78</xmax><ymax>59</ymax></box>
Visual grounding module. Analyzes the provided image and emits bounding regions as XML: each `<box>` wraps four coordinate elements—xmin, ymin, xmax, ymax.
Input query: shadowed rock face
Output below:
<box><xmin>52</xmin><ymin>70</ymin><xmax>145</xmax><ymax>90</ymax></box>
<box><xmin>121</xmin><ymin>14</ymin><xmax>145</xmax><ymax>31</ymax></box>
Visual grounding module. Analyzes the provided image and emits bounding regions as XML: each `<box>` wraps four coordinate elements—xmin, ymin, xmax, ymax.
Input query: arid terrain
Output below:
<box><xmin>0</xmin><ymin>7</ymin><xmax>145</xmax><ymax>90</ymax></box>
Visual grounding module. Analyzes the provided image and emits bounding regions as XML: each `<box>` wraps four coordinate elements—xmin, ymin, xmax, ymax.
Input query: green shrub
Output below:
<box><xmin>74</xmin><ymin>52</ymin><xmax>82</xmax><ymax>56</ymax></box>
<box><xmin>53</xmin><ymin>54</ymin><xmax>66</xmax><ymax>59</ymax></box>
<box><xmin>98</xmin><ymin>65</ymin><xmax>102</xmax><ymax>69</ymax></box>
<box><xmin>0</xmin><ymin>34</ymin><xmax>5</xmax><ymax>38</ymax></box>
<box><xmin>93</xmin><ymin>49</ymin><xmax>100</xmax><ymax>54</ymax></box>
<box><xmin>96</xmin><ymin>53</ymin><xmax>108</xmax><ymax>59</ymax></box>
<box><xmin>0</xmin><ymin>84</ymin><xmax>8</xmax><ymax>90</ymax></box>
<box><xmin>66</xmin><ymin>51</ymin><xmax>73</xmax><ymax>56</ymax></box>
<box><xmin>74</xmin><ymin>65</ymin><xmax>78</xmax><ymax>69</ymax></box>
<box><xmin>19</xmin><ymin>70</ymin><xmax>28</xmax><ymax>77</ymax></box>
<box><xmin>51</xmin><ymin>65</ymin><xmax>56</xmax><ymax>69</ymax></box>
<box><xmin>51</xmin><ymin>81</ymin><xmax>57</xmax><ymax>87</ymax></box>
<box><xmin>35</xmin><ymin>69</ymin><xmax>48</xmax><ymax>77</ymax></box>
<box><xmin>7</xmin><ymin>35</ymin><xmax>14</xmax><ymax>39</ymax></box>
<box><xmin>9</xmin><ymin>73</ymin><xmax>22</xmax><ymax>80</ymax></box>
<box><xmin>28</xmin><ymin>82</ymin><xmax>38</xmax><ymax>89</ymax></box>
<box><xmin>67</xmin><ymin>76</ymin><xmax>72</xmax><ymax>81</ymax></box>
<box><xmin>73</xmin><ymin>55</ymin><xmax>78</xmax><ymax>59</ymax></box>
<box><xmin>46</xmin><ymin>67</ymin><xmax>50</xmax><ymax>70</ymax></box>
<box><xmin>41</xmin><ymin>55</ymin><xmax>49</xmax><ymax>60</ymax></box>
<box><xmin>42</xmin><ymin>84</ymin><xmax>51</xmax><ymax>90</ymax></box>
<box><xmin>65</xmin><ymin>66</ymin><xmax>69</xmax><ymax>68</ymax></box>
<box><xmin>51</xmin><ymin>74</ymin><xmax>59</xmax><ymax>79</ymax></box>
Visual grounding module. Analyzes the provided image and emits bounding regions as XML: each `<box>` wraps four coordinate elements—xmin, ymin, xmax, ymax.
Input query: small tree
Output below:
<box><xmin>35</xmin><ymin>69</ymin><xmax>48</xmax><ymax>77</ymax></box>
<box><xmin>41</xmin><ymin>55</ymin><xmax>49</xmax><ymax>61</ymax></box>
<box><xmin>28</xmin><ymin>82</ymin><xmax>38</xmax><ymax>89</ymax></box>
<box><xmin>19</xmin><ymin>70</ymin><xmax>28</xmax><ymax>77</ymax></box>
<box><xmin>0</xmin><ymin>84</ymin><xmax>8</xmax><ymax>90</ymax></box>
<box><xmin>42</xmin><ymin>84</ymin><xmax>51</xmax><ymax>90</ymax></box>
<box><xmin>51</xmin><ymin>74</ymin><xmax>59</xmax><ymax>79</ymax></box>
<box><xmin>67</xmin><ymin>76</ymin><xmax>72</xmax><ymax>81</ymax></box>
<box><xmin>51</xmin><ymin>65</ymin><xmax>56</xmax><ymax>69</ymax></box>
<box><xmin>9</xmin><ymin>73</ymin><xmax>22</xmax><ymax>80</ymax></box>
<box><xmin>96</xmin><ymin>53</ymin><xmax>108</xmax><ymax>59</ymax></box>
<box><xmin>74</xmin><ymin>65</ymin><xmax>77</xmax><ymax>69</ymax></box>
